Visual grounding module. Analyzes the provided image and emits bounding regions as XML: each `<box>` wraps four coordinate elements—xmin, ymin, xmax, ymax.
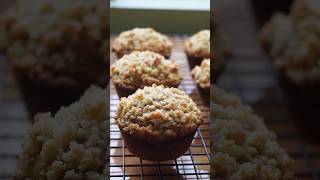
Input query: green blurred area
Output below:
<box><xmin>110</xmin><ymin>0</ymin><xmax>210</xmax><ymax>34</ymax></box>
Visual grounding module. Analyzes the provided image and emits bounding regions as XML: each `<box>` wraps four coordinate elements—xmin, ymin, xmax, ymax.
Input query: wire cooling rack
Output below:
<box><xmin>109</xmin><ymin>37</ymin><xmax>211</xmax><ymax>179</ymax></box>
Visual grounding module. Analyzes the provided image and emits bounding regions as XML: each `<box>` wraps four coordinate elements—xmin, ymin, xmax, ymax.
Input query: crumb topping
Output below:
<box><xmin>191</xmin><ymin>58</ymin><xmax>210</xmax><ymax>88</ymax></box>
<box><xmin>211</xmin><ymin>86</ymin><xmax>295</xmax><ymax>179</ymax></box>
<box><xmin>112</xmin><ymin>28</ymin><xmax>173</xmax><ymax>58</ymax></box>
<box><xmin>116</xmin><ymin>85</ymin><xmax>202</xmax><ymax>142</ymax></box>
<box><xmin>15</xmin><ymin>86</ymin><xmax>108</xmax><ymax>180</ymax></box>
<box><xmin>0</xmin><ymin>0</ymin><xmax>108</xmax><ymax>84</ymax></box>
<box><xmin>185</xmin><ymin>30</ymin><xmax>210</xmax><ymax>58</ymax></box>
<box><xmin>111</xmin><ymin>51</ymin><xmax>181</xmax><ymax>89</ymax></box>
<box><xmin>260</xmin><ymin>0</ymin><xmax>320</xmax><ymax>84</ymax></box>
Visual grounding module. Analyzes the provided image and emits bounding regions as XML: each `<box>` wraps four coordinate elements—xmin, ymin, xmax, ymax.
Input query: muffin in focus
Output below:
<box><xmin>111</xmin><ymin>51</ymin><xmax>182</xmax><ymax>97</ymax></box>
<box><xmin>112</xmin><ymin>28</ymin><xmax>173</xmax><ymax>59</ymax></box>
<box><xmin>115</xmin><ymin>85</ymin><xmax>202</xmax><ymax>161</ymax></box>
<box><xmin>260</xmin><ymin>0</ymin><xmax>320</xmax><ymax>139</ymax></box>
<box><xmin>14</xmin><ymin>86</ymin><xmax>108</xmax><ymax>180</ymax></box>
<box><xmin>184</xmin><ymin>30</ymin><xmax>210</xmax><ymax>69</ymax></box>
<box><xmin>191</xmin><ymin>58</ymin><xmax>210</xmax><ymax>106</ymax></box>
<box><xmin>0</xmin><ymin>0</ymin><xmax>108</xmax><ymax>117</ymax></box>
<box><xmin>211</xmin><ymin>86</ymin><xmax>296</xmax><ymax>179</ymax></box>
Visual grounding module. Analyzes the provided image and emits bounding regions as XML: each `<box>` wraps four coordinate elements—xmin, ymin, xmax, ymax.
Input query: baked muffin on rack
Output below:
<box><xmin>185</xmin><ymin>30</ymin><xmax>210</xmax><ymax>69</ymax></box>
<box><xmin>15</xmin><ymin>86</ymin><xmax>108</xmax><ymax>179</ymax></box>
<box><xmin>112</xmin><ymin>28</ymin><xmax>173</xmax><ymax>59</ymax></box>
<box><xmin>191</xmin><ymin>58</ymin><xmax>210</xmax><ymax>106</ymax></box>
<box><xmin>260</xmin><ymin>0</ymin><xmax>320</xmax><ymax>138</ymax></box>
<box><xmin>211</xmin><ymin>86</ymin><xmax>296</xmax><ymax>179</ymax></box>
<box><xmin>115</xmin><ymin>85</ymin><xmax>202</xmax><ymax>161</ymax></box>
<box><xmin>111</xmin><ymin>51</ymin><xmax>182</xmax><ymax>97</ymax></box>
<box><xmin>0</xmin><ymin>0</ymin><xmax>108</xmax><ymax>117</ymax></box>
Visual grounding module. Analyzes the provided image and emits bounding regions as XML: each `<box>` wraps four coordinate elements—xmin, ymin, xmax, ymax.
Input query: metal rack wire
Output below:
<box><xmin>109</xmin><ymin>100</ymin><xmax>210</xmax><ymax>179</ymax></box>
<box><xmin>109</xmin><ymin>36</ymin><xmax>211</xmax><ymax>179</ymax></box>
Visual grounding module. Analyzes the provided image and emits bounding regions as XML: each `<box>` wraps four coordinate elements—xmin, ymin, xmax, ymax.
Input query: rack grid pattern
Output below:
<box><xmin>109</xmin><ymin>37</ymin><xmax>211</xmax><ymax>179</ymax></box>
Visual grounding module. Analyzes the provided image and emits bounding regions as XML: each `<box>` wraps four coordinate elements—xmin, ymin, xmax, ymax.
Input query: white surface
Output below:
<box><xmin>110</xmin><ymin>0</ymin><xmax>210</xmax><ymax>11</ymax></box>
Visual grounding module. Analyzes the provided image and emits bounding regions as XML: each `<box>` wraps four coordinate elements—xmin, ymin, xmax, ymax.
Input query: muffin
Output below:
<box><xmin>112</xmin><ymin>28</ymin><xmax>173</xmax><ymax>59</ymax></box>
<box><xmin>14</xmin><ymin>86</ymin><xmax>108</xmax><ymax>179</ymax></box>
<box><xmin>260</xmin><ymin>0</ymin><xmax>320</xmax><ymax>139</ymax></box>
<box><xmin>111</xmin><ymin>51</ymin><xmax>182</xmax><ymax>97</ymax></box>
<box><xmin>250</xmin><ymin>0</ymin><xmax>293</xmax><ymax>27</ymax></box>
<box><xmin>0</xmin><ymin>0</ymin><xmax>108</xmax><ymax>117</ymax></box>
<box><xmin>184</xmin><ymin>30</ymin><xmax>210</xmax><ymax>69</ymax></box>
<box><xmin>211</xmin><ymin>86</ymin><xmax>296</xmax><ymax>179</ymax></box>
<box><xmin>115</xmin><ymin>85</ymin><xmax>202</xmax><ymax>161</ymax></box>
<box><xmin>191</xmin><ymin>58</ymin><xmax>210</xmax><ymax>106</ymax></box>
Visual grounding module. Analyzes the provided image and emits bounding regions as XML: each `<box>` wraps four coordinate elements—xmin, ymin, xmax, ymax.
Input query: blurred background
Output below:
<box><xmin>110</xmin><ymin>0</ymin><xmax>210</xmax><ymax>34</ymax></box>
<box><xmin>215</xmin><ymin>0</ymin><xmax>320</xmax><ymax>179</ymax></box>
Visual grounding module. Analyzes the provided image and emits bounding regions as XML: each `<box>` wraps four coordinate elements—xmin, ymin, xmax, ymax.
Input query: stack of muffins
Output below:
<box><xmin>111</xmin><ymin>27</ymin><xmax>211</xmax><ymax>161</ymax></box>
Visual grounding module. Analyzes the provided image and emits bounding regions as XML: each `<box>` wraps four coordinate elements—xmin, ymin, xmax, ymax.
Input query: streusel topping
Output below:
<box><xmin>0</xmin><ymin>0</ymin><xmax>108</xmax><ymax>84</ymax></box>
<box><xmin>15</xmin><ymin>86</ymin><xmax>108</xmax><ymax>180</ymax></box>
<box><xmin>111</xmin><ymin>51</ymin><xmax>181</xmax><ymax>89</ymax></box>
<box><xmin>185</xmin><ymin>30</ymin><xmax>210</xmax><ymax>58</ymax></box>
<box><xmin>116</xmin><ymin>85</ymin><xmax>202</xmax><ymax>141</ymax></box>
<box><xmin>112</xmin><ymin>28</ymin><xmax>173</xmax><ymax>58</ymax></box>
<box><xmin>212</xmin><ymin>86</ymin><xmax>295</xmax><ymax>179</ymax></box>
<box><xmin>191</xmin><ymin>58</ymin><xmax>210</xmax><ymax>88</ymax></box>
<box><xmin>260</xmin><ymin>0</ymin><xmax>320</xmax><ymax>84</ymax></box>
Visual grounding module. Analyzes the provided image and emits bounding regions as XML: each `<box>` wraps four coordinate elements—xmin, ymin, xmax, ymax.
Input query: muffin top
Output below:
<box><xmin>260</xmin><ymin>0</ymin><xmax>320</xmax><ymax>84</ymax></box>
<box><xmin>15</xmin><ymin>86</ymin><xmax>108</xmax><ymax>179</ymax></box>
<box><xmin>112</xmin><ymin>28</ymin><xmax>173</xmax><ymax>58</ymax></box>
<box><xmin>0</xmin><ymin>0</ymin><xmax>108</xmax><ymax>85</ymax></box>
<box><xmin>191</xmin><ymin>58</ymin><xmax>210</xmax><ymax>88</ymax></box>
<box><xmin>185</xmin><ymin>30</ymin><xmax>210</xmax><ymax>58</ymax></box>
<box><xmin>211</xmin><ymin>86</ymin><xmax>295</xmax><ymax>179</ymax></box>
<box><xmin>116</xmin><ymin>85</ymin><xmax>202</xmax><ymax>143</ymax></box>
<box><xmin>111</xmin><ymin>51</ymin><xmax>182</xmax><ymax>89</ymax></box>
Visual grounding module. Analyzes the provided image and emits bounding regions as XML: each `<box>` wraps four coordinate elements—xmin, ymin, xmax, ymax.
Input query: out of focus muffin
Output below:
<box><xmin>185</xmin><ymin>30</ymin><xmax>210</xmax><ymax>69</ymax></box>
<box><xmin>260</xmin><ymin>0</ymin><xmax>320</xmax><ymax>139</ymax></box>
<box><xmin>112</xmin><ymin>28</ymin><xmax>173</xmax><ymax>59</ymax></box>
<box><xmin>191</xmin><ymin>58</ymin><xmax>210</xmax><ymax>106</ymax></box>
<box><xmin>211</xmin><ymin>86</ymin><xmax>296</xmax><ymax>179</ymax></box>
<box><xmin>14</xmin><ymin>86</ymin><xmax>108</xmax><ymax>179</ymax></box>
<box><xmin>111</xmin><ymin>51</ymin><xmax>181</xmax><ymax>97</ymax></box>
<box><xmin>115</xmin><ymin>85</ymin><xmax>202</xmax><ymax>161</ymax></box>
<box><xmin>0</xmin><ymin>0</ymin><xmax>108</xmax><ymax>117</ymax></box>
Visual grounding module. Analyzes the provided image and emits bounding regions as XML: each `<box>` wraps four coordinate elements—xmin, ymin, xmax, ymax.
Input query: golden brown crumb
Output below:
<box><xmin>116</xmin><ymin>85</ymin><xmax>202</xmax><ymax>142</ymax></box>
<box><xmin>185</xmin><ymin>30</ymin><xmax>210</xmax><ymax>59</ymax></box>
<box><xmin>191</xmin><ymin>58</ymin><xmax>210</xmax><ymax>88</ymax></box>
<box><xmin>112</xmin><ymin>28</ymin><xmax>173</xmax><ymax>58</ymax></box>
<box><xmin>15</xmin><ymin>86</ymin><xmax>108</xmax><ymax>180</ymax></box>
<box><xmin>111</xmin><ymin>51</ymin><xmax>182</xmax><ymax>89</ymax></box>
<box><xmin>211</xmin><ymin>86</ymin><xmax>295</xmax><ymax>179</ymax></box>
